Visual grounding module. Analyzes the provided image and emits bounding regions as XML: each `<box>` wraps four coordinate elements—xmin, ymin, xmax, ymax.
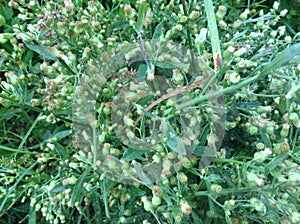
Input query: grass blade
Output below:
<box><xmin>204</xmin><ymin>0</ymin><xmax>222</xmax><ymax>72</ymax></box>
<box><xmin>136</xmin><ymin>2</ymin><xmax>149</xmax><ymax>34</ymax></box>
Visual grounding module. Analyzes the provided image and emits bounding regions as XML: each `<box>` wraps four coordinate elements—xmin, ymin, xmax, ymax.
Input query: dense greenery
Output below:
<box><xmin>0</xmin><ymin>0</ymin><xmax>299</xmax><ymax>223</ymax></box>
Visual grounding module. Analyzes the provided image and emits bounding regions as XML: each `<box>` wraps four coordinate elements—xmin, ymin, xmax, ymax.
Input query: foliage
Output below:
<box><xmin>0</xmin><ymin>0</ymin><xmax>300</xmax><ymax>223</ymax></box>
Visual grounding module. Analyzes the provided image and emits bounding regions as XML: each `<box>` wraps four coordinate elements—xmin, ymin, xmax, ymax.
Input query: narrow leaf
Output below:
<box><xmin>204</xmin><ymin>0</ymin><xmax>221</xmax><ymax>58</ymax></box>
<box><xmin>122</xmin><ymin>147</ymin><xmax>148</xmax><ymax>161</ymax></box>
<box><xmin>0</xmin><ymin>55</ymin><xmax>4</xmax><ymax>69</ymax></box>
<box><xmin>136</xmin><ymin>63</ymin><xmax>148</xmax><ymax>80</ymax></box>
<box><xmin>152</xmin><ymin>23</ymin><xmax>163</xmax><ymax>41</ymax></box>
<box><xmin>136</xmin><ymin>2</ymin><xmax>149</xmax><ymax>34</ymax></box>
<box><xmin>164</xmin><ymin>122</ymin><xmax>186</xmax><ymax>154</ymax></box>
<box><xmin>23</xmin><ymin>41</ymin><xmax>56</xmax><ymax>61</ymax></box>
<box><xmin>265</xmin><ymin>155</ymin><xmax>288</xmax><ymax>175</ymax></box>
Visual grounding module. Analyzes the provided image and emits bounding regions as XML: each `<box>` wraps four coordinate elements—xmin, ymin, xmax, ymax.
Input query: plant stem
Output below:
<box><xmin>181</xmin><ymin>0</ymin><xmax>195</xmax><ymax>67</ymax></box>
<box><xmin>101</xmin><ymin>178</ymin><xmax>111</xmax><ymax>219</ymax></box>
<box><xmin>177</xmin><ymin>74</ymin><xmax>259</xmax><ymax>109</ymax></box>
<box><xmin>214</xmin><ymin>158</ymin><xmax>245</xmax><ymax>165</ymax></box>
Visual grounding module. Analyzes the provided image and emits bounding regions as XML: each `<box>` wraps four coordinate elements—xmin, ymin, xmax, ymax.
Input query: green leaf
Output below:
<box><xmin>153</xmin><ymin>61</ymin><xmax>180</xmax><ymax>69</ymax></box>
<box><xmin>0</xmin><ymin>162</ymin><xmax>37</xmax><ymax>212</ymax></box>
<box><xmin>205</xmin><ymin>174</ymin><xmax>223</xmax><ymax>183</ymax></box>
<box><xmin>278</xmin><ymin>97</ymin><xmax>287</xmax><ymax>114</ymax></box>
<box><xmin>23</xmin><ymin>50</ymin><xmax>33</xmax><ymax>64</ymax></box>
<box><xmin>163</xmin><ymin>107</ymin><xmax>173</xmax><ymax>116</ymax></box>
<box><xmin>129</xmin><ymin>185</ymin><xmax>146</xmax><ymax>196</ymax></box>
<box><xmin>71</xmin><ymin>169</ymin><xmax>91</xmax><ymax>205</ymax></box>
<box><xmin>192</xmin><ymin>211</ymin><xmax>204</xmax><ymax>224</ymax></box>
<box><xmin>28</xmin><ymin>207</ymin><xmax>36</xmax><ymax>224</ymax></box>
<box><xmin>51</xmin><ymin>185</ymin><xmax>66</xmax><ymax>193</ymax></box>
<box><xmin>136</xmin><ymin>2</ymin><xmax>149</xmax><ymax>34</ymax></box>
<box><xmin>56</xmin><ymin>57</ymin><xmax>76</xmax><ymax>75</ymax></box>
<box><xmin>23</xmin><ymin>41</ymin><xmax>56</xmax><ymax>61</ymax></box>
<box><xmin>265</xmin><ymin>155</ymin><xmax>288</xmax><ymax>175</ymax></box>
<box><xmin>152</xmin><ymin>23</ymin><xmax>162</xmax><ymax>41</ymax></box>
<box><xmin>199</xmin><ymin>123</ymin><xmax>210</xmax><ymax>145</ymax></box>
<box><xmin>0</xmin><ymin>42</ymin><xmax>13</xmax><ymax>54</ymax></box>
<box><xmin>54</xmin><ymin>142</ymin><xmax>70</xmax><ymax>158</ymax></box>
<box><xmin>237</xmin><ymin>101</ymin><xmax>261</xmax><ymax>109</ymax></box>
<box><xmin>0</xmin><ymin>5</ymin><xmax>13</xmax><ymax>20</ymax></box>
<box><xmin>0</xmin><ymin>54</ymin><xmax>4</xmax><ymax>69</ymax></box>
<box><xmin>108</xmin><ymin>20</ymin><xmax>130</xmax><ymax>33</ymax></box>
<box><xmin>136</xmin><ymin>63</ymin><xmax>147</xmax><ymax>80</ymax></box>
<box><xmin>91</xmin><ymin>192</ymin><xmax>103</xmax><ymax>223</ymax></box>
<box><xmin>261</xmin><ymin>193</ymin><xmax>280</xmax><ymax>223</ymax></box>
<box><xmin>193</xmin><ymin>146</ymin><xmax>216</xmax><ymax>158</ymax></box>
<box><xmin>133</xmin><ymin>161</ymin><xmax>152</xmax><ymax>185</ymax></box>
<box><xmin>204</xmin><ymin>0</ymin><xmax>221</xmax><ymax>55</ymax></box>
<box><xmin>29</xmin><ymin>62</ymin><xmax>41</xmax><ymax>73</ymax></box>
<box><xmin>164</xmin><ymin>122</ymin><xmax>186</xmax><ymax>154</ymax></box>
<box><xmin>261</xmin><ymin>43</ymin><xmax>300</xmax><ymax>76</ymax></box>
<box><xmin>52</xmin><ymin>129</ymin><xmax>72</xmax><ymax>139</ymax></box>
<box><xmin>260</xmin><ymin>131</ymin><xmax>272</xmax><ymax>148</ymax></box>
<box><xmin>122</xmin><ymin>147</ymin><xmax>148</xmax><ymax>161</ymax></box>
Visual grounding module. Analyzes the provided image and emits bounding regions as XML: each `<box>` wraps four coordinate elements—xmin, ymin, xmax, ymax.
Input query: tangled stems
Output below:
<box><xmin>178</xmin><ymin>42</ymin><xmax>300</xmax><ymax>109</ymax></box>
<box><xmin>177</xmin><ymin>73</ymin><xmax>259</xmax><ymax>109</ymax></box>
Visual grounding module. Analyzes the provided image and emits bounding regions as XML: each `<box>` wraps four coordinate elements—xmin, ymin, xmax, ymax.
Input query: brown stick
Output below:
<box><xmin>133</xmin><ymin>76</ymin><xmax>211</xmax><ymax>131</ymax></box>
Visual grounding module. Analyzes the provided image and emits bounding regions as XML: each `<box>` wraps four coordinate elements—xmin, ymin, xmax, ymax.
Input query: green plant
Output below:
<box><xmin>0</xmin><ymin>0</ymin><xmax>299</xmax><ymax>223</ymax></box>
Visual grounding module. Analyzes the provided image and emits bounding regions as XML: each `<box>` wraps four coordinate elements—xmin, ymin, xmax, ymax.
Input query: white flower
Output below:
<box><xmin>195</xmin><ymin>28</ymin><xmax>207</xmax><ymax>45</ymax></box>
<box><xmin>280</xmin><ymin>9</ymin><xmax>288</xmax><ymax>17</ymax></box>
<box><xmin>284</xmin><ymin>36</ymin><xmax>292</xmax><ymax>43</ymax></box>
<box><xmin>273</xmin><ymin>1</ymin><xmax>279</xmax><ymax>10</ymax></box>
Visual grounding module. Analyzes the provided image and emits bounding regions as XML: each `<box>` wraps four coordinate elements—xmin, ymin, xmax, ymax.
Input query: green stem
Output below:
<box><xmin>0</xmin><ymin>162</ymin><xmax>38</xmax><ymax>212</ymax></box>
<box><xmin>102</xmin><ymin>178</ymin><xmax>111</xmax><ymax>219</ymax></box>
<box><xmin>177</xmin><ymin>74</ymin><xmax>259</xmax><ymax>109</ymax></box>
<box><xmin>195</xmin><ymin>187</ymin><xmax>254</xmax><ymax>196</ymax></box>
<box><xmin>18</xmin><ymin>113</ymin><xmax>42</xmax><ymax>151</ymax></box>
<box><xmin>214</xmin><ymin>158</ymin><xmax>245</xmax><ymax>165</ymax></box>
<box><xmin>181</xmin><ymin>0</ymin><xmax>195</xmax><ymax>67</ymax></box>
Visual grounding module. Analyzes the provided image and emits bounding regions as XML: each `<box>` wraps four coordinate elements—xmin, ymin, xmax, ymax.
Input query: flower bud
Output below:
<box><xmin>290</xmin><ymin>211</ymin><xmax>300</xmax><ymax>224</ymax></box>
<box><xmin>280</xmin><ymin>123</ymin><xmax>290</xmax><ymax>138</ymax></box>
<box><xmin>239</xmin><ymin>9</ymin><xmax>250</xmax><ymax>20</ymax></box>
<box><xmin>151</xmin><ymin>195</ymin><xmax>161</xmax><ymax>206</ymax></box>
<box><xmin>280</xmin><ymin>9</ymin><xmax>288</xmax><ymax>17</ymax></box>
<box><xmin>273</xmin><ymin>1</ymin><xmax>280</xmax><ymax>10</ymax></box>
<box><xmin>216</xmin><ymin>6</ymin><xmax>227</xmax><ymax>21</ymax></box>
<box><xmin>289</xmin><ymin>112</ymin><xmax>300</xmax><ymax>128</ymax></box>
<box><xmin>228</xmin><ymin>72</ymin><xmax>240</xmax><ymax>84</ymax></box>
<box><xmin>189</xmin><ymin>11</ymin><xmax>200</xmax><ymax>20</ymax></box>
<box><xmin>141</xmin><ymin>196</ymin><xmax>153</xmax><ymax>211</ymax></box>
<box><xmin>223</xmin><ymin>46</ymin><xmax>235</xmax><ymax>59</ymax></box>
<box><xmin>195</xmin><ymin>28</ymin><xmax>207</xmax><ymax>47</ymax></box>
<box><xmin>246</xmin><ymin>171</ymin><xmax>264</xmax><ymax>187</ymax></box>
<box><xmin>180</xmin><ymin>201</ymin><xmax>192</xmax><ymax>216</ymax></box>
<box><xmin>218</xmin><ymin>20</ymin><xmax>227</xmax><ymax>29</ymax></box>
<box><xmin>288</xmin><ymin>170</ymin><xmax>300</xmax><ymax>183</ymax></box>
<box><xmin>177</xmin><ymin>172</ymin><xmax>188</xmax><ymax>183</ymax></box>
<box><xmin>250</xmin><ymin>197</ymin><xmax>266</xmax><ymax>212</ymax></box>
<box><xmin>0</xmin><ymin>15</ymin><xmax>6</xmax><ymax>26</ymax></box>
<box><xmin>233</xmin><ymin>47</ymin><xmax>247</xmax><ymax>57</ymax></box>
<box><xmin>286</xmin><ymin>82</ymin><xmax>300</xmax><ymax>99</ymax></box>
<box><xmin>210</xmin><ymin>184</ymin><xmax>222</xmax><ymax>192</ymax></box>
<box><xmin>256</xmin><ymin>105</ymin><xmax>272</xmax><ymax>113</ymax></box>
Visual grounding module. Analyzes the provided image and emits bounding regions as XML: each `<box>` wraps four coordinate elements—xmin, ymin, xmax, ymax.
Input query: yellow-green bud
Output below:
<box><xmin>210</xmin><ymin>184</ymin><xmax>222</xmax><ymax>192</ymax></box>
<box><xmin>0</xmin><ymin>15</ymin><xmax>6</xmax><ymax>26</ymax></box>
<box><xmin>151</xmin><ymin>195</ymin><xmax>161</xmax><ymax>206</ymax></box>
<box><xmin>228</xmin><ymin>72</ymin><xmax>240</xmax><ymax>84</ymax></box>
<box><xmin>216</xmin><ymin>6</ymin><xmax>227</xmax><ymax>21</ymax></box>
<box><xmin>280</xmin><ymin>123</ymin><xmax>290</xmax><ymax>138</ymax></box>
<box><xmin>289</xmin><ymin>112</ymin><xmax>300</xmax><ymax>128</ymax></box>
<box><xmin>250</xmin><ymin>198</ymin><xmax>266</xmax><ymax>212</ymax></box>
